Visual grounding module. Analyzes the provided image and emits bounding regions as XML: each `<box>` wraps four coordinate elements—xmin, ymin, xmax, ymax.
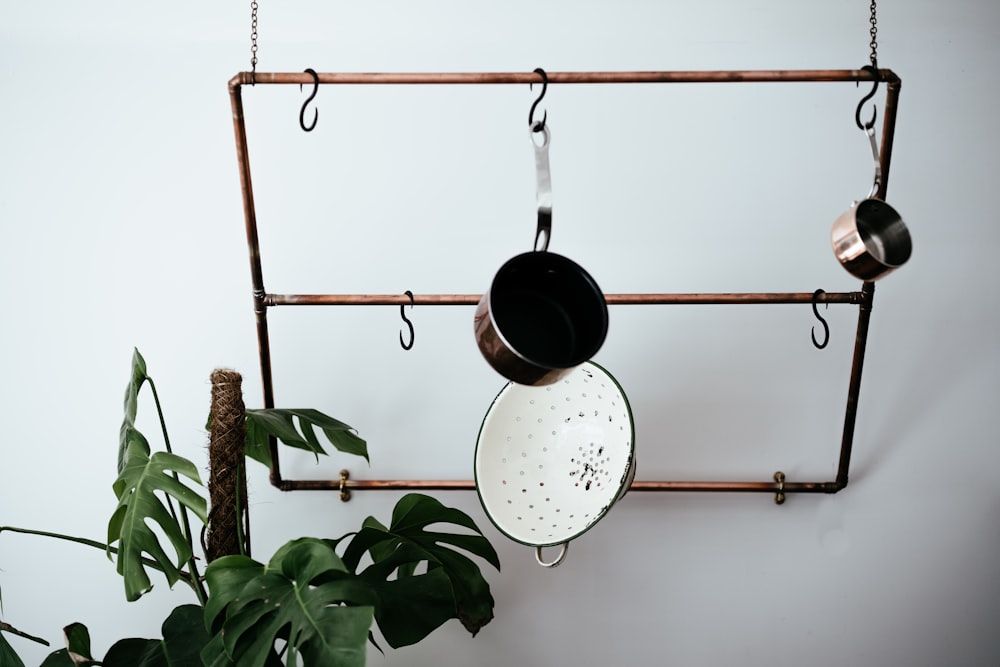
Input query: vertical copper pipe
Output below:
<box><xmin>228</xmin><ymin>78</ymin><xmax>266</xmax><ymax>314</ymax></box>
<box><xmin>229</xmin><ymin>76</ymin><xmax>282</xmax><ymax>486</ymax></box>
<box><xmin>835</xmin><ymin>281</ymin><xmax>875</xmax><ymax>489</ymax></box>
<box><xmin>878</xmin><ymin>76</ymin><xmax>901</xmax><ymax>198</ymax></box>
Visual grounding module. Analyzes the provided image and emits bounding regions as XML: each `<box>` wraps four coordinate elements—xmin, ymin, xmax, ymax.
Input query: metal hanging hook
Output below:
<box><xmin>399</xmin><ymin>290</ymin><xmax>415</xmax><ymax>350</ymax></box>
<box><xmin>299</xmin><ymin>68</ymin><xmax>319</xmax><ymax>132</ymax></box>
<box><xmin>528</xmin><ymin>67</ymin><xmax>548</xmax><ymax>133</ymax></box>
<box><xmin>811</xmin><ymin>289</ymin><xmax>830</xmax><ymax>350</ymax></box>
<box><xmin>854</xmin><ymin>63</ymin><xmax>879</xmax><ymax>131</ymax></box>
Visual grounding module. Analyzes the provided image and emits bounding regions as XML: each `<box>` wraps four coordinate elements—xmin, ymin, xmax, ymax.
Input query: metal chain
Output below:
<box><xmin>250</xmin><ymin>1</ymin><xmax>259</xmax><ymax>76</ymax></box>
<box><xmin>868</xmin><ymin>0</ymin><xmax>878</xmax><ymax>66</ymax></box>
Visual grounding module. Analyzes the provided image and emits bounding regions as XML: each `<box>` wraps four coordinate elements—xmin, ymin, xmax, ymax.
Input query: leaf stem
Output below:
<box><xmin>0</xmin><ymin>526</ymin><xmax>200</xmax><ymax>594</ymax></box>
<box><xmin>235</xmin><ymin>461</ymin><xmax>249</xmax><ymax>558</ymax></box>
<box><xmin>146</xmin><ymin>379</ymin><xmax>208</xmax><ymax>605</ymax></box>
<box><xmin>0</xmin><ymin>621</ymin><xmax>50</xmax><ymax>646</ymax></box>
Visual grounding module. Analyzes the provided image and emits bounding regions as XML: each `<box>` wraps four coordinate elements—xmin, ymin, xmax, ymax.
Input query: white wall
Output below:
<box><xmin>2</xmin><ymin>1</ymin><xmax>998</xmax><ymax>665</ymax></box>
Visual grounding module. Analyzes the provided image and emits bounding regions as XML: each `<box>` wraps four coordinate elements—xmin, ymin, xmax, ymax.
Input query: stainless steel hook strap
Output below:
<box><xmin>532</xmin><ymin>124</ymin><xmax>552</xmax><ymax>252</ymax></box>
<box><xmin>865</xmin><ymin>124</ymin><xmax>882</xmax><ymax>199</ymax></box>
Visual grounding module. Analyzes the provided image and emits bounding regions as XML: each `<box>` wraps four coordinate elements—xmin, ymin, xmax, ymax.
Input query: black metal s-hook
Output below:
<box><xmin>300</xmin><ymin>68</ymin><xmax>319</xmax><ymax>132</ymax></box>
<box><xmin>399</xmin><ymin>290</ymin><xmax>415</xmax><ymax>350</ymax></box>
<box><xmin>811</xmin><ymin>289</ymin><xmax>830</xmax><ymax>350</ymax></box>
<box><xmin>855</xmin><ymin>63</ymin><xmax>879</xmax><ymax>131</ymax></box>
<box><xmin>528</xmin><ymin>67</ymin><xmax>548</xmax><ymax>132</ymax></box>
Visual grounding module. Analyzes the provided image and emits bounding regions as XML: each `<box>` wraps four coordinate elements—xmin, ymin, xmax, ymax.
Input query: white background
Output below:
<box><xmin>2</xmin><ymin>1</ymin><xmax>998</xmax><ymax>665</ymax></box>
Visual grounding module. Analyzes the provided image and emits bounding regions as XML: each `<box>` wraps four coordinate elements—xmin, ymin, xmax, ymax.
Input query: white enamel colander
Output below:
<box><xmin>474</xmin><ymin>361</ymin><xmax>635</xmax><ymax>567</ymax></box>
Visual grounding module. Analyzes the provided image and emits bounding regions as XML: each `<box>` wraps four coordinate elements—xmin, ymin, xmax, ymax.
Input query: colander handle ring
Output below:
<box><xmin>535</xmin><ymin>542</ymin><xmax>569</xmax><ymax>568</ymax></box>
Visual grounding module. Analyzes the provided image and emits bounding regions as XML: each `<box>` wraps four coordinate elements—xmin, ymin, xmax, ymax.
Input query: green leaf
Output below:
<box><xmin>108</xmin><ymin>444</ymin><xmax>207</xmax><ymax>601</ymax></box>
<box><xmin>355</xmin><ymin>542</ymin><xmax>461</xmax><ymax>646</ymax></box>
<box><xmin>201</xmin><ymin>635</ymin><xmax>283</xmax><ymax>667</ymax></box>
<box><xmin>161</xmin><ymin>603</ymin><xmax>210</xmax><ymax>667</ymax></box>
<box><xmin>161</xmin><ymin>605</ymin><xmax>209</xmax><ymax>665</ymax></box>
<box><xmin>203</xmin><ymin>539</ymin><xmax>374</xmax><ymax>667</ymax></box>
<box><xmin>203</xmin><ymin>556</ymin><xmax>264</xmax><ymax>633</ymax></box>
<box><xmin>0</xmin><ymin>631</ymin><xmax>27</xmax><ymax>667</ymax></box>
<box><xmin>245</xmin><ymin>409</ymin><xmax>369</xmax><ymax>468</ymax></box>
<box><xmin>243</xmin><ymin>415</ymin><xmax>273</xmax><ymax>469</ymax></box>
<box><xmin>337</xmin><ymin>494</ymin><xmax>500</xmax><ymax>647</ymax></box>
<box><xmin>198</xmin><ymin>635</ymin><xmax>231</xmax><ymax>667</ymax></box>
<box><xmin>61</xmin><ymin>623</ymin><xmax>99</xmax><ymax>666</ymax></box>
<box><xmin>119</xmin><ymin>348</ymin><xmax>149</xmax><ymax>474</ymax></box>
<box><xmin>102</xmin><ymin>639</ymin><xmax>164</xmax><ymax>667</ymax></box>
<box><xmin>100</xmin><ymin>604</ymin><xmax>209</xmax><ymax>667</ymax></box>
<box><xmin>40</xmin><ymin>649</ymin><xmax>74</xmax><ymax>667</ymax></box>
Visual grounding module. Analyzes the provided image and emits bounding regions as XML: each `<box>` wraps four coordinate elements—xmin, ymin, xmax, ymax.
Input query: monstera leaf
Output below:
<box><xmin>110</xmin><ymin>349</ymin><xmax>207</xmax><ymax>601</ymax></box>
<box><xmin>203</xmin><ymin>496</ymin><xmax>499</xmax><ymax>664</ymax></box>
<box><xmin>199</xmin><ymin>556</ymin><xmax>283</xmax><ymax>667</ymax></box>
<box><xmin>337</xmin><ymin>493</ymin><xmax>501</xmax><ymax>647</ymax></box>
<box><xmin>108</xmin><ymin>442</ymin><xmax>207</xmax><ymax>601</ymax></box>
<box><xmin>244</xmin><ymin>408</ymin><xmax>369</xmax><ymax>469</ymax></box>
<box><xmin>202</xmin><ymin>539</ymin><xmax>373</xmax><ymax>667</ymax></box>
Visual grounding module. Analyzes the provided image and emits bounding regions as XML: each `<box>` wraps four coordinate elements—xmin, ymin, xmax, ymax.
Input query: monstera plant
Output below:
<box><xmin>0</xmin><ymin>349</ymin><xmax>499</xmax><ymax>666</ymax></box>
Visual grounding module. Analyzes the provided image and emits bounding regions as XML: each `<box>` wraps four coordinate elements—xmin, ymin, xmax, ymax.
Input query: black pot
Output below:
<box><xmin>474</xmin><ymin>250</ymin><xmax>608</xmax><ymax>386</ymax></box>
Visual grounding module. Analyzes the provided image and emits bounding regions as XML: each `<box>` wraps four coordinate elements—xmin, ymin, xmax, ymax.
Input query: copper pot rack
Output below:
<box><xmin>228</xmin><ymin>67</ymin><xmax>900</xmax><ymax>503</ymax></box>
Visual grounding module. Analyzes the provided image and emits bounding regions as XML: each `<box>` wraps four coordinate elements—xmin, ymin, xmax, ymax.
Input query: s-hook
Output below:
<box><xmin>528</xmin><ymin>67</ymin><xmax>548</xmax><ymax>133</ymax></box>
<box><xmin>811</xmin><ymin>289</ymin><xmax>830</xmax><ymax>350</ymax></box>
<box><xmin>855</xmin><ymin>63</ymin><xmax>879</xmax><ymax>131</ymax></box>
<box><xmin>300</xmin><ymin>68</ymin><xmax>319</xmax><ymax>132</ymax></box>
<box><xmin>399</xmin><ymin>290</ymin><xmax>415</xmax><ymax>350</ymax></box>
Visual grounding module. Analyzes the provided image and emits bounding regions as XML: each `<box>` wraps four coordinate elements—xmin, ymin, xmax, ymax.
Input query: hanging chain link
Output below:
<box><xmin>250</xmin><ymin>1</ymin><xmax>259</xmax><ymax>75</ymax></box>
<box><xmin>868</xmin><ymin>0</ymin><xmax>878</xmax><ymax>66</ymax></box>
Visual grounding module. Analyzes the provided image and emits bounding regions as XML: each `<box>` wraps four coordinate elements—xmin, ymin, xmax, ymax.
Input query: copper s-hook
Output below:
<box><xmin>528</xmin><ymin>67</ymin><xmax>548</xmax><ymax>132</ymax></box>
<box><xmin>399</xmin><ymin>290</ymin><xmax>415</xmax><ymax>350</ymax></box>
<box><xmin>811</xmin><ymin>289</ymin><xmax>830</xmax><ymax>350</ymax></box>
<box><xmin>855</xmin><ymin>63</ymin><xmax>879</xmax><ymax>131</ymax></box>
<box><xmin>300</xmin><ymin>68</ymin><xmax>319</xmax><ymax>132</ymax></box>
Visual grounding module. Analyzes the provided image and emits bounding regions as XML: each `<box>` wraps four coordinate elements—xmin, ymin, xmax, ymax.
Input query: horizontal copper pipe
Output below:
<box><xmin>277</xmin><ymin>478</ymin><xmax>839</xmax><ymax>494</ymax></box>
<box><xmin>231</xmin><ymin>69</ymin><xmax>899</xmax><ymax>87</ymax></box>
<box><xmin>265</xmin><ymin>291</ymin><xmax>862</xmax><ymax>307</ymax></box>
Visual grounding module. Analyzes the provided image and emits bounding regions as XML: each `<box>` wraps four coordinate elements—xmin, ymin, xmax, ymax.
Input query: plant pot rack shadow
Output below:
<box><xmin>228</xmin><ymin>67</ymin><xmax>901</xmax><ymax>505</ymax></box>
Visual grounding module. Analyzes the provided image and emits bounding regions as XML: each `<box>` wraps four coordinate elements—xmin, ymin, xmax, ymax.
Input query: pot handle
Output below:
<box><xmin>531</xmin><ymin>124</ymin><xmax>552</xmax><ymax>252</ymax></box>
<box><xmin>535</xmin><ymin>542</ymin><xmax>568</xmax><ymax>568</ymax></box>
<box><xmin>864</xmin><ymin>124</ymin><xmax>882</xmax><ymax>200</ymax></box>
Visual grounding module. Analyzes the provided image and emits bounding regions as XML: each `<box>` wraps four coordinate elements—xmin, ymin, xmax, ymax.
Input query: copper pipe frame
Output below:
<box><xmin>228</xmin><ymin>68</ymin><xmax>899</xmax><ymax>499</ymax></box>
